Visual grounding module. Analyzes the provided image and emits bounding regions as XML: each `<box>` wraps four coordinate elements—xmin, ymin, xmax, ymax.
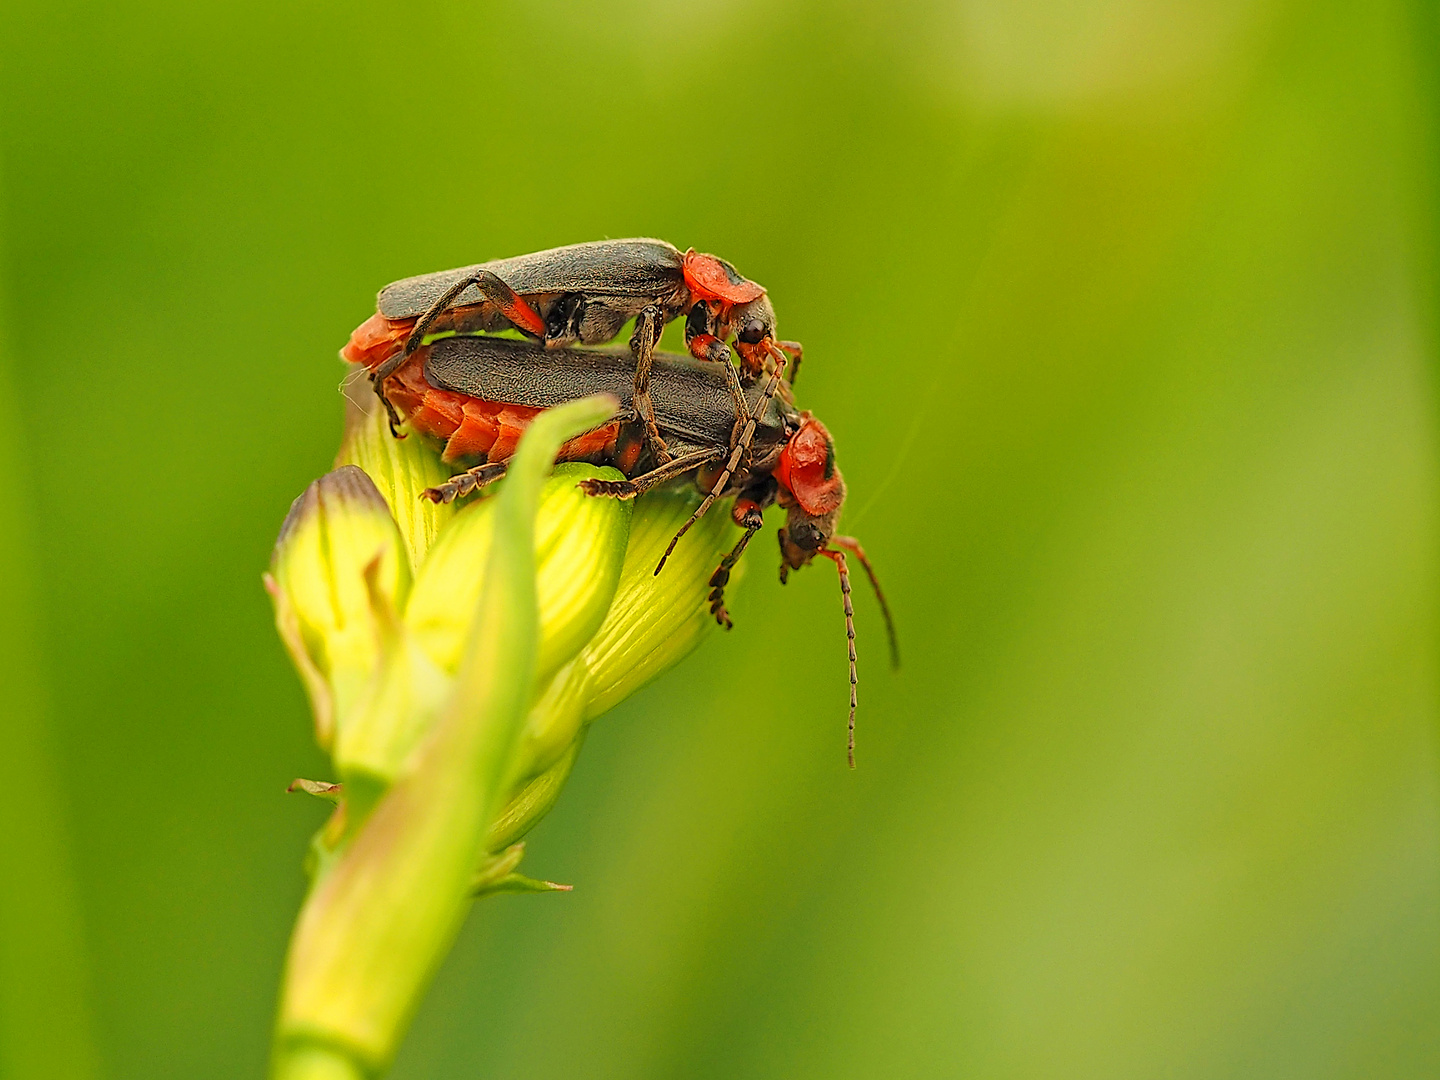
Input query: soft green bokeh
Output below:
<box><xmin>1</xmin><ymin>0</ymin><xmax>1436</xmax><ymax>1077</ymax></box>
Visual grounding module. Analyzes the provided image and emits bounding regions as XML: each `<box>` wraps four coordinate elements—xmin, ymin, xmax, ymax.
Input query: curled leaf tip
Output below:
<box><xmin>288</xmin><ymin>778</ymin><xmax>344</xmax><ymax>802</ymax></box>
<box><xmin>474</xmin><ymin>873</ymin><xmax>574</xmax><ymax>897</ymax></box>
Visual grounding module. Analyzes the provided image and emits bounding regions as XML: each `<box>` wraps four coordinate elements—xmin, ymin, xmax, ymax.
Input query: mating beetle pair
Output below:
<box><xmin>347</xmin><ymin>242</ymin><xmax>893</xmax><ymax>765</ymax></box>
<box><xmin>343</xmin><ymin>239</ymin><xmax>803</xmax><ymax>467</ymax></box>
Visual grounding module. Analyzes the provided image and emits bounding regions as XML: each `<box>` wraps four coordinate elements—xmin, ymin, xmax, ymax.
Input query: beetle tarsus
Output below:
<box><xmin>707</xmin><ymin>522</ymin><xmax>761</xmax><ymax>628</ymax></box>
<box><xmin>423</xmin><ymin>460</ymin><xmax>508</xmax><ymax>503</ymax></box>
<box><xmin>578</xmin><ymin>477</ymin><xmax>639</xmax><ymax>499</ymax></box>
<box><xmin>578</xmin><ymin>447</ymin><xmax>723</xmax><ymax>500</ymax></box>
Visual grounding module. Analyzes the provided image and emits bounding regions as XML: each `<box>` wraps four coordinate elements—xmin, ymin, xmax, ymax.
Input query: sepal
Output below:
<box><xmin>470</xmin><ymin>842</ymin><xmax>572</xmax><ymax>897</ymax></box>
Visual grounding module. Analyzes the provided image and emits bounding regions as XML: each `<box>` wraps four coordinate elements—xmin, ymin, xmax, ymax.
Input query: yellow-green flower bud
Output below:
<box><xmin>267</xmin><ymin>465</ymin><xmax>410</xmax><ymax>751</ymax></box>
<box><xmin>271</xmin><ymin>371</ymin><xmax>754</xmax><ymax>1080</ymax></box>
<box><xmin>275</xmin><ymin>396</ymin><xmax>621</xmax><ymax>1078</ymax></box>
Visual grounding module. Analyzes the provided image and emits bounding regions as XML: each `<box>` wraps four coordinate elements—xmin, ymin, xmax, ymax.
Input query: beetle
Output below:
<box><xmin>343</xmin><ymin>239</ymin><xmax>804</xmax><ymax>461</ymax></box>
<box><xmin>373</xmin><ymin>333</ymin><xmax>896</xmax><ymax>766</ymax></box>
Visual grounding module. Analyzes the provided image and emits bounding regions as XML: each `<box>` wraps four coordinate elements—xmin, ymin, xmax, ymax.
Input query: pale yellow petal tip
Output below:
<box><xmin>269</xmin><ymin>465</ymin><xmax>410</xmax><ymax>685</ymax></box>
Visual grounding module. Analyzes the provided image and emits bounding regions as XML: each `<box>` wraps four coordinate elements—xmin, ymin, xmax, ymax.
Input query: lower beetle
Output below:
<box><xmin>372</xmin><ymin>334</ymin><xmax>895</xmax><ymax>766</ymax></box>
<box><xmin>343</xmin><ymin>239</ymin><xmax>803</xmax><ymax>460</ymax></box>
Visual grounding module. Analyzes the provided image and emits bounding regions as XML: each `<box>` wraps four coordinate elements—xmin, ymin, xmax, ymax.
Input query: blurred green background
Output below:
<box><xmin>3</xmin><ymin>0</ymin><xmax>1438</xmax><ymax>1077</ymax></box>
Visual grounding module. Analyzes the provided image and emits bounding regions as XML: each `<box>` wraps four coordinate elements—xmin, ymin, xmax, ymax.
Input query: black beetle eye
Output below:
<box><xmin>737</xmin><ymin>318</ymin><xmax>766</xmax><ymax>345</ymax></box>
<box><xmin>790</xmin><ymin>522</ymin><xmax>824</xmax><ymax>550</ymax></box>
<box><xmin>685</xmin><ymin>302</ymin><xmax>710</xmax><ymax>338</ymax></box>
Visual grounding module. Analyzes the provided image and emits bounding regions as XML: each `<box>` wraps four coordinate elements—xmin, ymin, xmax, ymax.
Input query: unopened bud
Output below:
<box><xmin>267</xmin><ymin>466</ymin><xmax>410</xmax><ymax>750</ymax></box>
<box><xmin>272</xmin><ymin>381</ymin><xmax>755</xmax><ymax>1080</ymax></box>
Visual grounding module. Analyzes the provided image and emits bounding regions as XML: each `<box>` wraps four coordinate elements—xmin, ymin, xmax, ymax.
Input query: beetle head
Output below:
<box><xmin>681</xmin><ymin>249</ymin><xmax>782</xmax><ymax>373</ymax></box>
<box><xmin>724</xmin><ymin>294</ymin><xmax>781</xmax><ymax>373</ymax></box>
<box><xmin>774</xmin><ymin>415</ymin><xmax>846</xmax><ymax>571</ymax></box>
<box><xmin>778</xmin><ymin>502</ymin><xmax>843</xmax><ymax>573</ymax></box>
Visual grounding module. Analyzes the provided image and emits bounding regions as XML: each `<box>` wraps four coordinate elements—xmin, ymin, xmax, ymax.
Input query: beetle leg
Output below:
<box><xmin>577</xmin><ymin>447</ymin><xmax>722</xmax><ymax>500</ymax></box>
<box><xmin>653</xmin><ymin>364</ymin><xmax>785</xmax><ymax>575</ymax></box>
<box><xmin>727</xmin><ymin>365</ymin><xmax>750</xmax><ymax>450</ymax></box>
<box><xmin>747</xmin><ymin>341</ymin><xmax>792</xmax><ymax>430</ymax></box>
<box><xmin>421</xmin><ymin>460</ymin><xmax>509</xmax><ymax>504</ymax></box>
<box><xmin>629</xmin><ymin>305</ymin><xmax>672</xmax><ymax>466</ymax></box>
<box><xmin>695</xmin><ymin>346</ymin><xmax>749</xmax><ymax>448</ymax></box>
<box><xmin>692</xmin><ymin>336</ymin><xmax>749</xmax><ymax>443</ymax></box>
<box><xmin>372</xmin><ymin>378</ymin><xmax>408</xmax><ymax>437</ymax></box>
<box><xmin>380</xmin><ymin>271</ymin><xmax>545</xmax><ymax>383</ymax></box>
<box><xmin>368</xmin><ymin>348</ymin><xmax>412</xmax><ymax>436</ymax></box>
<box><xmin>370</xmin><ymin>269</ymin><xmax>546</xmax><ymax>436</ymax></box>
<box><xmin>685</xmin><ymin>306</ymin><xmax>750</xmax><ymax>444</ymax></box>
<box><xmin>707</xmin><ymin>514</ymin><xmax>763</xmax><ymax>629</ymax></box>
<box><xmin>777</xmin><ymin>340</ymin><xmax>803</xmax><ymax>385</ymax></box>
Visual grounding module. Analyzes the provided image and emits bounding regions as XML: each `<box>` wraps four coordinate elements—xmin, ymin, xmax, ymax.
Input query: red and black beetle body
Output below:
<box><xmin>345</xmin><ymin>239</ymin><xmax>802</xmax><ymax>462</ymax></box>
<box><xmin>370</xmin><ymin>334</ymin><xmax>895</xmax><ymax>766</ymax></box>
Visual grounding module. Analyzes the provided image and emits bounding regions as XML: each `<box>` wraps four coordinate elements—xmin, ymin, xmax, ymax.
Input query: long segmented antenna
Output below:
<box><xmin>818</xmin><ymin>548</ymin><xmax>859</xmax><ymax>768</ymax></box>
<box><xmin>654</xmin><ymin>345</ymin><xmax>791</xmax><ymax>575</ymax></box>
<box><xmin>830</xmin><ymin>536</ymin><xmax>899</xmax><ymax>670</ymax></box>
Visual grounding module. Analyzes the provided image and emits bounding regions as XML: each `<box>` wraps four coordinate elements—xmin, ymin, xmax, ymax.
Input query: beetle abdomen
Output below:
<box><xmin>385</xmin><ymin>357</ymin><xmax>622</xmax><ymax>467</ymax></box>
